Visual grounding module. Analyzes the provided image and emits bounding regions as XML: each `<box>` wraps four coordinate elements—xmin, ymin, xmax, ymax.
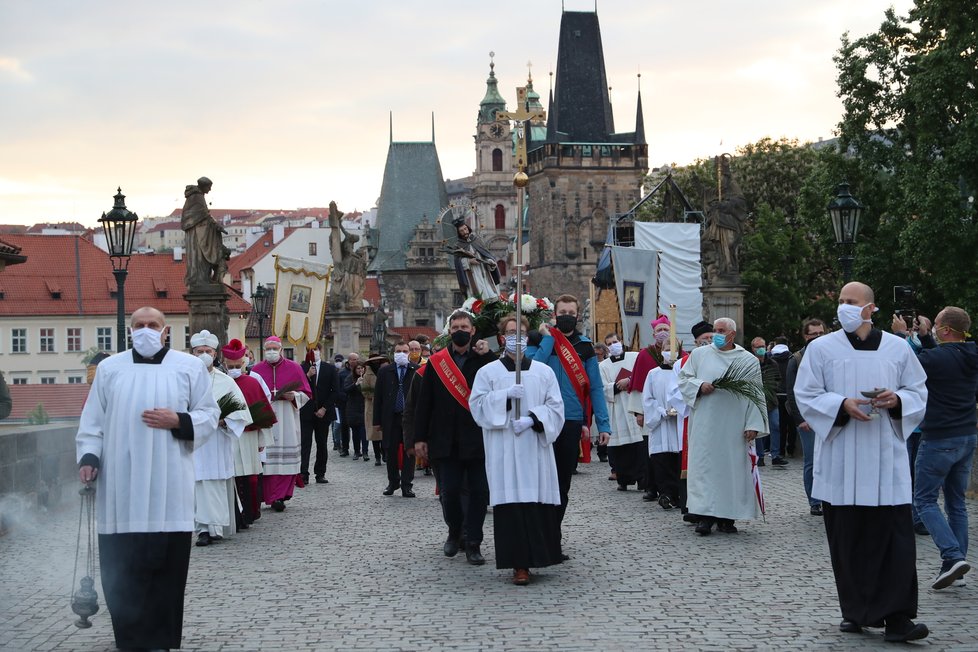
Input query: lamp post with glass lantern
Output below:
<box><xmin>251</xmin><ymin>284</ymin><xmax>272</xmax><ymax>360</ymax></box>
<box><xmin>98</xmin><ymin>188</ymin><xmax>139</xmax><ymax>352</ymax></box>
<box><xmin>827</xmin><ymin>182</ymin><xmax>864</xmax><ymax>283</ymax></box>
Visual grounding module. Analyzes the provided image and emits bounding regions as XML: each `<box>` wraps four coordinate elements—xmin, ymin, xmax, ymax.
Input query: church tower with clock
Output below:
<box><xmin>470</xmin><ymin>53</ymin><xmax>520</xmax><ymax>285</ymax></box>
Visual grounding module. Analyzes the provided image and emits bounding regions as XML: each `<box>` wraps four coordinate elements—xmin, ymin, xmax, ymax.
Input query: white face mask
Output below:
<box><xmin>837</xmin><ymin>303</ymin><xmax>872</xmax><ymax>333</ymax></box>
<box><xmin>393</xmin><ymin>352</ymin><xmax>409</xmax><ymax>367</ymax></box>
<box><xmin>608</xmin><ymin>342</ymin><xmax>623</xmax><ymax>357</ymax></box>
<box><xmin>662</xmin><ymin>350</ymin><xmax>674</xmax><ymax>363</ymax></box>
<box><xmin>197</xmin><ymin>352</ymin><xmax>214</xmax><ymax>369</ymax></box>
<box><xmin>227</xmin><ymin>367</ymin><xmax>243</xmax><ymax>378</ymax></box>
<box><xmin>131</xmin><ymin>327</ymin><xmax>164</xmax><ymax>358</ymax></box>
<box><xmin>264</xmin><ymin>349</ymin><xmax>281</xmax><ymax>363</ymax></box>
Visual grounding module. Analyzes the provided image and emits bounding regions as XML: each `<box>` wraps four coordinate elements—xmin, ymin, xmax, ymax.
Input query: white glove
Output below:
<box><xmin>506</xmin><ymin>384</ymin><xmax>525</xmax><ymax>399</ymax></box>
<box><xmin>658</xmin><ymin>406</ymin><xmax>668</xmax><ymax>418</ymax></box>
<box><xmin>512</xmin><ymin>416</ymin><xmax>534</xmax><ymax>435</ymax></box>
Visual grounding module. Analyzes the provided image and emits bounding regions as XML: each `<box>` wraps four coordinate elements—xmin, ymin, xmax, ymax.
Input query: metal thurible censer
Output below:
<box><xmin>70</xmin><ymin>483</ymin><xmax>99</xmax><ymax>628</ymax></box>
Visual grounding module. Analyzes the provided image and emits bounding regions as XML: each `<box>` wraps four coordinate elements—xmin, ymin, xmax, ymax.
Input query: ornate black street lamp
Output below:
<box><xmin>251</xmin><ymin>283</ymin><xmax>272</xmax><ymax>360</ymax></box>
<box><xmin>827</xmin><ymin>182</ymin><xmax>864</xmax><ymax>283</ymax></box>
<box><xmin>98</xmin><ymin>188</ymin><xmax>139</xmax><ymax>352</ymax></box>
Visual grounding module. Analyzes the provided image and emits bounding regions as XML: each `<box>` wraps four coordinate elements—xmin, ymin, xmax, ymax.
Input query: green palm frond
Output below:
<box><xmin>712</xmin><ymin>358</ymin><xmax>766</xmax><ymax>415</ymax></box>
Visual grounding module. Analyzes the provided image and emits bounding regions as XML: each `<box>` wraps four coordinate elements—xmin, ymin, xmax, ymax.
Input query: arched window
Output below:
<box><xmin>492</xmin><ymin>148</ymin><xmax>503</xmax><ymax>172</ymax></box>
<box><xmin>494</xmin><ymin>204</ymin><xmax>506</xmax><ymax>230</ymax></box>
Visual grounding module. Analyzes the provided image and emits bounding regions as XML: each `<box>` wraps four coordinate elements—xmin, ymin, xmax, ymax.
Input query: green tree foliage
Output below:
<box><xmin>27</xmin><ymin>403</ymin><xmax>49</xmax><ymax>425</ymax></box>
<box><xmin>835</xmin><ymin>1</ymin><xmax>978</xmax><ymax>318</ymax></box>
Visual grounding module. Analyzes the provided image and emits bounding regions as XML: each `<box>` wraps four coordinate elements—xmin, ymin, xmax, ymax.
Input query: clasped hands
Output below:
<box><xmin>843</xmin><ymin>390</ymin><xmax>900</xmax><ymax>422</ymax></box>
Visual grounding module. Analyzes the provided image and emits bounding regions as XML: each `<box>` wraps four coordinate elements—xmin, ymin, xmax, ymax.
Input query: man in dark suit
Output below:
<box><xmin>373</xmin><ymin>341</ymin><xmax>419</xmax><ymax>497</ymax></box>
<box><xmin>300</xmin><ymin>344</ymin><xmax>340</xmax><ymax>484</ymax></box>
<box><xmin>414</xmin><ymin>310</ymin><xmax>496</xmax><ymax>565</ymax></box>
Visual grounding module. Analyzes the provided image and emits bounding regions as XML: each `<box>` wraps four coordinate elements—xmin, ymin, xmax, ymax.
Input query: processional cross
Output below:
<box><xmin>495</xmin><ymin>85</ymin><xmax>546</xmax><ymax>404</ymax></box>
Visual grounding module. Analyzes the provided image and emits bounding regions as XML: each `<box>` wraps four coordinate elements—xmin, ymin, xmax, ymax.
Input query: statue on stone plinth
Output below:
<box><xmin>181</xmin><ymin>177</ymin><xmax>230</xmax><ymax>288</ymax></box>
<box><xmin>451</xmin><ymin>218</ymin><xmax>501</xmax><ymax>302</ymax></box>
<box><xmin>704</xmin><ymin>155</ymin><xmax>748</xmax><ymax>280</ymax></box>
<box><xmin>327</xmin><ymin>201</ymin><xmax>366</xmax><ymax>311</ymax></box>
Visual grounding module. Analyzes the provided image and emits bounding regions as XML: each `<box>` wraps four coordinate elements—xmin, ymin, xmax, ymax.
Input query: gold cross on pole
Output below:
<box><xmin>496</xmin><ymin>86</ymin><xmax>546</xmax><ymax>174</ymax></box>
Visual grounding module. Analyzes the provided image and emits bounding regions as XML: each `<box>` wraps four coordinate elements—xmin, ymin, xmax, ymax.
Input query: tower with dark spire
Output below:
<box><xmin>525</xmin><ymin>9</ymin><xmax>648</xmax><ymax>303</ymax></box>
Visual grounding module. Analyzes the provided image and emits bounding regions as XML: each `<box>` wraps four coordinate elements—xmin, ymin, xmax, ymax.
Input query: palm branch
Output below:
<box><xmin>248</xmin><ymin>400</ymin><xmax>277</xmax><ymax>429</ymax></box>
<box><xmin>217</xmin><ymin>392</ymin><xmax>248</xmax><ymax>420</ymax></box>
<box><xmin>271</xmin><ymin>380</ymin><xmax>302</xmax><ymax>401</ymax></box>
<box><xmin>712</xmin><ymin>358</ymin><xmax>766</xmax><ymax>415</ymax></box>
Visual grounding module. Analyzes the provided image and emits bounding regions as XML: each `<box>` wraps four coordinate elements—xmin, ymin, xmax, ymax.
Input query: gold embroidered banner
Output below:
<box><xmin>271</xmin><ymin>255</ymin><xmax>331</xmax><ymax>349</ymax></box>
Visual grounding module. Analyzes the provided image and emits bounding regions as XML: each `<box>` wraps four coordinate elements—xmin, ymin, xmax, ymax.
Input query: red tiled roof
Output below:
<box><xmin>0</xmin><ymin>234</ymin><xmax>252</xmax><ymax>316</ymax></box>
<box><xmin>364</xmin><ymin>278</ymin><xmax>380</xmax><ymax>307</ymax></box>
<box><xmin>25</xmin><ymin>222</ymin><xmax>87</xmax><ymax>233</ymax></box>
<box><xmin>7</xmin><ymin>384</ymin><xmax>91</xmax><ymax>420</ymax></box>
<box><xmin>145</xmin><ymin>220</ymin><xmax>182</xmax><ymax>233</ymax></box>
<box><xmin>227</xmin><ymin>228</ymin><xmax>297</xmax><ymax>281</ymax></box>
<box><xmin>0</xmin><ymin>225</ymin><xmax>28</xmax><ymax>234</ymax></box>
<box><xmin>388</xmin><ymin>326</ymin><xmax>440</xmax><ymax>342</ymax></box>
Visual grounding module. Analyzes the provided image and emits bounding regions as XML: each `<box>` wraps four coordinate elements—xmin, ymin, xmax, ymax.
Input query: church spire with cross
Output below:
<box><xmin>478</xmin><ymin>51</ymin><xmax>508</xmax><ymax>125</ymax></box>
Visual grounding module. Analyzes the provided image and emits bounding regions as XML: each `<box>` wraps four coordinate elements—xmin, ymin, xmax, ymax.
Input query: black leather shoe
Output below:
<box><xmin>559</xmin><ymin>553</ymin><xmax>571</xmax><ymax>561</ymax></box>
<box><xmin>695</xmin><ymin>520</ymin><xmax>713</xmax><ymax>536</ymax></box>
<box><xmin>375</xmin><ymin>459</ymin><xmax>382</xmax><ymax>466</ymax></box>
<box><xmin>839</xmin><ymin>619</ymin><xmax>862</xmax><ymax>634</ymax></box>
<box><xmin>196</xmin><ymin>532</ymin><xmax>212</xmax><ymax>547</ymax></box>
<box><xmin>883</xmin><ymin>618</ymin><xmax>928</xmax><ymax>642</ymax></box>
<box><xmin>716</xmin><ymin>521</ymin><xmax>738</xmax><ymax>534</ymax></box>
<box><xmin>810</xmin><ymin>504</ymin><xmax>823</xmax><ymax>516</ymax></box>
<box><xmin>271</xmin><ymin>499</ymin><xmax>286</xmax><ymax>512</ymax></box>
<box><xmin>315</xmin><ymin>476</ymin><xmax>327</xmax><ymax>484</ymax></box>
<box><xmin>402</xmin><ymin>489</ymin><xmax>416</xmax><ymax>498</ymax></box>
<box><xmin>465</xmin><ymin>544</ymin><xmax>486</xmax><ymax>565</ymax></box>
<box><xmin>382</xmin><ymin>486</ymin><xmax>397</xmax><ymax>496</ymax></box>
<box><xmin>642</xmin><ymin>490</ymin><xmax>657</xmax><ymax>502</ymax></box>
<box><xmin>443</xmin><ymin>535</ymin><xmax>462</xmax><ymax>557</ymax></box>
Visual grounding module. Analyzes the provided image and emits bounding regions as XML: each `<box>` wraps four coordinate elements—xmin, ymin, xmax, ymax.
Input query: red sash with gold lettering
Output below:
<box><xmin>550</xmin><ymin>328</ymin><xmax>591</xmax><ymax>423</ymax></box>
<box><xmin>429</xmin><ymin>349</ymin><xmax>470</xmax><ymax>411</ymax></box>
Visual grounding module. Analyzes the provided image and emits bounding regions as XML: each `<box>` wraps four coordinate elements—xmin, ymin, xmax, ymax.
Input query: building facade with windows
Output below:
<box><xmin>0</xmin><ymin>235</ymin><xmax>251</xmax><ymax>385</ymax></box>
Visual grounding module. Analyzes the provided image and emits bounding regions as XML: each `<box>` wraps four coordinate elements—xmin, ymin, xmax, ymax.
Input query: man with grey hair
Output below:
<box><xmin>76</xmin><ymin>307</ymin><xmax>220</xmax><ymax>650</ymax></box>
<box><xmin>677</xmin><ymin>317</ymin><xmax>768</xmax><ymax>535</ymax></box>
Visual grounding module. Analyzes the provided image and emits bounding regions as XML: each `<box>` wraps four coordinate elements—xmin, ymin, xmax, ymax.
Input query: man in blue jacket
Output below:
<box><xmin>533</xmin><ymin>294</ymin><xmax>611</xmax><ymax>557</ymax></box>
<box><xmin>895</xmin><ymin>307</ymin><xmax>978</xmax><ymax>590</ymax></box>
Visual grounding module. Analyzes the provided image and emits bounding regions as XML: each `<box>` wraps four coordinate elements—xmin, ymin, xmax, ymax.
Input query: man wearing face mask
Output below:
<box><xmin>642</xmin><ymin>339</ymin><xmax>684</xmax><ymax>510</ymax></box>
<box><xmin>795</xmin><ymin>282</ymin><xmax>929</xmax><ymax>642</ymax></box>
<box><xmin>374</xmin><ymin>341</ymin><xmax>420</xmax><ymax>497</ymax></box>
<box><xmin>750</xmin><ymin>336</ymin><xmax>785</xmax><ymax>467</ymax></box>
<box><xmin>191</xmin><ymin>330</ymin><xmax>253</xmax><ymax>546</ymax></box>
<box><xmin>300</xmin><ymin>343</ymin><xmax>340</xmax><ymax>482</ymax></box>
<box><xmin>222</xmin><ymin>338</ymin><xmax>276</xmax><ymax>529</ymax></box>
<box><xmin>678</xmin><ymin>317</ymin><xmax>768</xmax><ymax>536</ymax></box>
<box><xmin>414</xmin><ymin>311</ymin><xmax>495</xmax><ymax>563</ymax></box>
<box><xmin>251</xmin><ymin>336</ymin><xmax>312</xmax><ymax>512</ymax></box>
<box><xmin>598</xmin><ymin>333</ymin><xmax>645</xmax><ymax>491</ymax></box>
<box><xmin>76</xmin><ymin>307</ymin><xmax>220</xmax><ymax>651</ymax></box>
<box><xmin>784</xmin><ymin>318</ymin><xmax>828</xmax><ymax>516</ymax></box>
<box><xmin>533</xmin><ymin>294</ymin><xmax>611</xmax><ymax>557</ymax></box>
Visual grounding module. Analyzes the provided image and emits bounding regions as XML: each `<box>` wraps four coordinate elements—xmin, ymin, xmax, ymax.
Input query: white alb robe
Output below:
<box><xmin>264</xmin><ymin>385</ymin><xmax>308</xmax><ymax>476</ymax></box>
<box><xmin>76</xmin><ymin>349</ymin><xmax>220</xmax><ymax>534</ymax></box>
<box><xmin>794</xmin><ymin>330</ymin><xmax>927</xmax><ymax>506</ymax></box>
<box><xmin>678</xmin><ymin>344</ymin><xmax>768</xmax><ymax>521</ymax></box>
<box><xmin>642</xmin><ymin>365</ymin><xmax>682</xmax><ymax>454</ymax></box>
<box><xmin>470</xmin><ymin>359</ymin><xmax>565</xmax><ymax>507</ymax></box>
<box><xmin>599</xmin><ymin>353</ymin><xmax>644</xmax><ymax>446</ymax></box>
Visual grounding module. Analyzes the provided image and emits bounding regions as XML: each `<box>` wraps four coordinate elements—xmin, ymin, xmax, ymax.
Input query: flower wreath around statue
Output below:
<box><xmin>434</xmin><ymin>293</ymin><xmax>555</xmax><ymax>348</ymax></box>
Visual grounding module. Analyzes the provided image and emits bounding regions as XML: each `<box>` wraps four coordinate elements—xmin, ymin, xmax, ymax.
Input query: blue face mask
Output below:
<box><xmin>712</xmin><ymin>333</ymin><xmax>728</xmax><ymax>349</ymax></box>
<box><xmin>754</xmin><ymin>347</ymin><xmax>766</xmax><ymax>356</ymax></box>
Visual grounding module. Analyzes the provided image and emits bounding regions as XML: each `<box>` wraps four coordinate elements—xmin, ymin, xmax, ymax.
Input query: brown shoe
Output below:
<box><xmin>513</xmin><ymin>568</ymin><xmax>530</xmax><ymax>585</ymax></box>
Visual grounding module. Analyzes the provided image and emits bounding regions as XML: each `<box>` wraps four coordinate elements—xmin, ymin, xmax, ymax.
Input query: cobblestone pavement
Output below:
<box><xmin>2</xmin><ymin>450</ymin><xmax>977</xmax><ymax>651</ymax></box>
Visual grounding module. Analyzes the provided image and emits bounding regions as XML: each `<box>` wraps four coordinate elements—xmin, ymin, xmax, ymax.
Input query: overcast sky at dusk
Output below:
<box><xmin>0</xmin><ymin>0</ymin><xmax>913</xmax><ymax>226</ymax></box>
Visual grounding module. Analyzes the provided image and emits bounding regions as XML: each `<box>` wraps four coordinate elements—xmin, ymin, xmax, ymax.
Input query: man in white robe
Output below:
<box><xmin>598</xmin><ymin>333</ymin><xmax>645</xmax><ymax>490</ymax></box>
<box><xmin>678</xmin><ymin>317</ymin><xmax>767</xmax><ymax>535</ymax></box>
<box><xmin>77</xmin><ymin>307</ymin><xmax>220</xmax><ymax>651</ymax></box>
<box><xmin>191</xmin><ymin>331</ymin><xmax>252</xmax><ymax>546</ymax></box>
<box><xmin>642</xmin><ymin>345</ymin><xmax>684</xmax><ymax>510</ymax></box>
<box><xmin>795</xmin><ymin>281</ymin><xmax>929</xmax><ymax>642</ymax></box>
<box><xmin>470</xmin><ymin>314</ymin><xmax>565</xmax><ymax>585</ymax></box>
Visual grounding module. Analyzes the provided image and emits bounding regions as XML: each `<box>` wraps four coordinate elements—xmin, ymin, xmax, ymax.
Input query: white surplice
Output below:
<box><xmin>794</xmin><ymin>330</ymin><xmax>927</xmax><ymax>506</ymax></box>
<box><xmin>642</xmin><ymin>365</ymin><xmax>682</xmax><ymax>454</ymax></box>
<box><xmin>244</xmin><ymin>370</ymin><xmax>274</xmax><ymax>467</ymax></box>
<box><xmin>678</xmin><ymin>344</ymin><xmax>768</xmax><ymax>521</ymax></box>
<box><xmin>263</xmin><ymin>387</ymin><xmax>308</xmax><ymax>476</ymax></box>
<box><xmin>76</xmin><ymin>349</ymin><xmax>220</xmax><ymax>534</ymax></box>
<box><xmin>599</xmin><ymin>353</ymin><xmax>644</xmax><ymax>446</ymax></box>
<box><xmin>470</xmin><ymin>358</ymin><xmax>565</xmax><ymax>507</ymax></box>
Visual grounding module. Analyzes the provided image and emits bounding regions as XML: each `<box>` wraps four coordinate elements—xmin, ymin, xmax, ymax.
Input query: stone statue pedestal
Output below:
<box><xmin>184</xmin><ymin>283</ymin><xmax>229</xmax><ymax>347</ymax></box>
<box><xmin>703</xmin><ymin>282</ymin><xmax>747</xmax><ymax>345</ymax></box>
<box><xmin>330</xmin><ymin>310</ymin><xmax>365</xmax><ymax>355</ymax></box>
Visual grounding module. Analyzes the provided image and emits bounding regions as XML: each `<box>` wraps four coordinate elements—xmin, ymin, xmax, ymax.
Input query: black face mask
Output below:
<box><xmin>451</xmin><ymin>330</ymin><xmax>472</xmax><ymax>347</ymax></box>
<box><xmin>555</xmin><ymin>314</ymin><xmax>577</xmax><ymax>334</ymax></box>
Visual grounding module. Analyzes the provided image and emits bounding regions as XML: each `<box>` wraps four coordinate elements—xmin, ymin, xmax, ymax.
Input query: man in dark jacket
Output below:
<box><xmin>299</xmin><ymin>345</ymin><xmax>340</xmax><ymax>484</ymax></box>
<box><xmin>769</xmin><ymin>336</ymin><xmax>796</xmax><ymax>457</ymax></box>
<box><xmin>894</xmin><ymin>308</ymin><xmax>978</xmax><ymax>590</ymax></box>
<box><xmin>374</xmin><ymin>342</ymin><xmax>419</xmax><ymax>497</ymax></box>
<box><xmin>785</xmin><ymin>318</ymin><xmax>828</xmax><ymax>515</ymax></box>
<box><xmin>414</xmin><ymin>310</ymin><xmax>496</xmax><ymax>565</ymax></box>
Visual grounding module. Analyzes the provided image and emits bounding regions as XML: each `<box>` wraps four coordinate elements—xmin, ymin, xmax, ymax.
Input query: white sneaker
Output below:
<box><xmin>932</xmin><ymin>560</ymin><xmax>971</xmax><ymax>590</ymax></box>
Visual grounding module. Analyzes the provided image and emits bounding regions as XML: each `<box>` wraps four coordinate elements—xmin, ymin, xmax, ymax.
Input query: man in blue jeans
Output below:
<box><xmin>785</xmin><ymin>318</ymin><xmax>827</xmax><ymax>515</ymax></box>
<box><xmin>751</xmin><ymin>337</ymin><xmax>786</xmax><ymax>467</ymax></box>
<box><xmin>894</xmin><ymin>307</ymin><xmax>978</xmax><ymax>590</ymax></box>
